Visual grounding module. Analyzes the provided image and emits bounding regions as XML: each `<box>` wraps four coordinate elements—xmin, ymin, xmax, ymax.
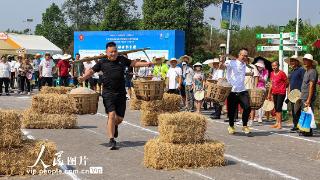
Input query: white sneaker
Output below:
<box><xmin>247</xmin><ymin>120</ymin><xmax>253</xmax><ymax>127</ymax></box>
<box><xmin>236</xmin><ymin>120</ymin><xmax>243</xmax><ymax>126</ymax></box>
<box><xmin>27</xmin><ymin>92</ymin><xmax>31</xmax><ymax>95</ymax></box>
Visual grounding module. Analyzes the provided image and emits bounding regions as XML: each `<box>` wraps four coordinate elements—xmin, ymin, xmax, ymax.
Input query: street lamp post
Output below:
<box><xmin>295</xmin><ymin>0</ymin><xmax>300</xmax><ymax>56</ymax></box>
<box><xmin>209</xmin><ymin>17</ymin><xmax>216</xmax><ymax>47</ymax></box>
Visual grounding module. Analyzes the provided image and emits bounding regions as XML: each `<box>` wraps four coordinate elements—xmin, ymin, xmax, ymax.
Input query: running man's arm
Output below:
<box><xmin>131</xmin><ymin>60</ymin><xmax>153</xmax><ymax>67</ymax></box>
<box><xmin>78</xmin><ymin>68</ymin><xmax>95</xmax><ymax>82</ymax></box>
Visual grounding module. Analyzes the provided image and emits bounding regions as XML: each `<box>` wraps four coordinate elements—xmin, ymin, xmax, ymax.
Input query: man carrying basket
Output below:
<box><xmin>221</xmin><ymin>48</ymin><xmax>252</xmax><ymax>136</ymax></box>
<box><xmin>79</xmin><ymin>42</ymin><xmax>153</xmax><ymax>150</ymax></box>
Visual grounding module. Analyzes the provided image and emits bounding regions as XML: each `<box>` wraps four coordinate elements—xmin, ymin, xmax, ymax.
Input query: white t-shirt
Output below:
<box><xmin>83</xmin><ymin>61</ymin><xmax>96</xmax><ymax>70</ymax></box>
<box><xmin>0</xmin><ymin>62</ymin><xmax>11</xmax><ymax>78</ymax></box>
<box><xmin>225</xmin><ymin>60</ymin><xmax>246</xmax><ymax>93</ymax></box>
<box><xmin>211</xmin><ymin>68</ymin><xmax>224</xmax><ymax>80</ymax></box>
<box><xmin>83</xmin><ymin>61</ymin><xmax>99</xmax><ymax>79</ymax></box>
<box><xmin>14</xmin><ymin>62</ymin><xmax>21</xmax><ymax>73</ymax></box>
<box><xmin>8</xmin><ymin>61</ymin><xmax>16</xmax><ymax>72</ymax></box>
<box><xmin>166</xmin><ymin>67</ymin><xmax>182</xmax><ymax>89</ymax></box>
<box><xmin>244</xmin><ymin>64</ymin><xmax>259</xmax><ymax>90</ymax></box>
<box><xmin>39</xmin><ymin>59</ymin><xmax>55</xmax><ymax>77</ymax></box>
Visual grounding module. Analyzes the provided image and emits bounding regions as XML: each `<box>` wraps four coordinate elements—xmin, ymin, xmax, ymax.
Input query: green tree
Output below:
<box><xmin>100</xmin><ymin>0</ymin><xmax>140</xmax><ymax>30</ymax></box>
<box><xmin>62</xmin><ymin>0</ymin><xmax>94</xmax><ymax>30</ymax></box>
<box><xmin>142</xmin><ymin>0</ymin><xmax>221</xmax><ymax>59</ymax></box>
<box><xmin>35</xmin><ymin>3</ymin><xmax>72</xmax><ymax>51</ymax></box>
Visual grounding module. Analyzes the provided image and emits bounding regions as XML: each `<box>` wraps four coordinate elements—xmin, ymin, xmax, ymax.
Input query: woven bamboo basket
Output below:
<box><xmin>133</xmin><ymin>80</ymin><xmax>165</xmax><ymax>101</ymax></box>
<box><xmin>205</xmin><ymin>80</ymin><xmax>231</xmax><ymax>103</ymax></box>
<box><xmin>249</xmin><ymin>89</ymin><xmax>266</xmax><ymax>109</ymax></box>
<box><xmin>68</xmin><ymin>93</ymin><xmax>99</xmax><ymax>114</ymax></box>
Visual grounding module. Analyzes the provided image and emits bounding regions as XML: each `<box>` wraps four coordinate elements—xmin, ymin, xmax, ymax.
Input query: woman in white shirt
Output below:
<box><xmin>166</xmin><ymin>58</ymin><xmax>182</xmax><ymax>94</ymax></box>
<box><xmin>0</xmin><ymin>56</ymin><xmax>11</xmax><ymax>95</ymax></box>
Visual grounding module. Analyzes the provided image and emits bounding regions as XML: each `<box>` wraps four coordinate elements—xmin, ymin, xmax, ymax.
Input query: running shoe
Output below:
<box><xmin>109</xmin><ymin>138</ymin><xmax>117</xmax><ymax>150</ymax></box>
<box><xmin>228</xmin><ymin>126</ymin><xmax>235</xmax><ymax>134</ymax></box>
<box><xmin>242</xmin><ymin>126</ymin><xmax>252</xmax><ymax>136</ymax></box>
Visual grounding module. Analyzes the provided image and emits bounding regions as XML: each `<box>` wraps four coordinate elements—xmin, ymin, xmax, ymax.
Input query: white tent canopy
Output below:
<box><xmin>8</xmin><ymin>33</ymin><xmax>63</xmax><ymax>55</ymax></box>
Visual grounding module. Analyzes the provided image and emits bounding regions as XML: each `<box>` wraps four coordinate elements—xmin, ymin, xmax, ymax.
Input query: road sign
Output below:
<box><xmin>257</xmin><ymin>45</ymin><xmax>307</xmax><ymax>52</ymax></box>
<box><xmin>282</xmin><ymin>32</ymin><xmax>296</xmax><ymax>39</ymax></box>
<box><xmin>256</xmin><ymin>46</ymin><xmax>279</xmax><ymax>51</ymax></box>
<box><xmin>267</xmin><ymin>39</ymin><xmax>302</xmax><ymax>45</ymax></box>
<box><xmin>256</xmin><ymin>32</ymin><xmax>295</xmax><ymax>39</ymax></box>
<box><xmin>283</xmin><ymin>46</ymin><xmax>308</xmax><ymax>51</ymax></box>
<box><xmin>256</xmin><ymin>34</ymin><xmax>279</xmax><ymax>39</ymax></box>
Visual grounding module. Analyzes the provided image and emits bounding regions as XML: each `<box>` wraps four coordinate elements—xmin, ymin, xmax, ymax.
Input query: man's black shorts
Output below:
<box><xmin>102</xmin><ymin>92</ymin><xmax>127</xmax><ymax>117</ymax></box>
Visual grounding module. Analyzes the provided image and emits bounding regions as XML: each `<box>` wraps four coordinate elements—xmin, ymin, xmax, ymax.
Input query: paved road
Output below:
<box><xmin>1</xmin><ymin>94</ymin><xmax>320</xmax><ymax>180</ymax></box>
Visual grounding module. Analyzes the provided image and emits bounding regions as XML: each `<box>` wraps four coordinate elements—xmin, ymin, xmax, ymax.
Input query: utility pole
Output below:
<box><xmin>209</xmin><ymin>17</ymin><xmax>215</xmax><ymax>47</ymax></box>
<box><xmin>295</xmin><ymin>0</ymin><xmax>300</xmax><ymax>56</ymax></box>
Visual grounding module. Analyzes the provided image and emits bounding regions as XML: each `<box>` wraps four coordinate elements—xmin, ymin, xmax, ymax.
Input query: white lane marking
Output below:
<box><xmin>225</xmin><ymin>154</ymin><xmax>300</xmax><ymax>180</ymax></box>
<box><xmin>16</xmin><ymin>96</ymin><xmax>30</xmax><ymax>99</ymax></box>
<box><xmin>95</xmin><ymin>113</ymin><xmax>215</xmax><ymax>180</ymax></box>
<box><xmin>60</xmin><ymin>165</ymin><xmax>81</xmax><ymax>180</ymax></box>
<box><xmin>95</xmin><ymin>113</ymin><xmax>300</xmax><ymax>180</ymax></box>
<box><xmin>209</xmin><ymin>119</ymin><xmax>320</xmax><ymax>144</ymax></box>
<box><xmin>22</xmin><ymin>129</ymin><xmax>81</xmax><ymax>180</ymax></box>
<box><xmin>97</xmin><ymin>113</ymin><xmax>160</xmax><ymax>135</ymax></box>
<box><xmin>82</xmin><ymin>128</ymin><xmax>146</xmax><ymax>154</ymax></box>
<box><xmin>183</xmin><ymin>169</ymin><xmax>215</xmax><ymax>180</ymax></box>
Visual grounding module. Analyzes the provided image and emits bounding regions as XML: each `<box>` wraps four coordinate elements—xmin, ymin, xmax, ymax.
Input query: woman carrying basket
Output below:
<box><xmin>193</xmin><ymin>62</ymin><xmax>205</xmax><ymax>114</ymax></box>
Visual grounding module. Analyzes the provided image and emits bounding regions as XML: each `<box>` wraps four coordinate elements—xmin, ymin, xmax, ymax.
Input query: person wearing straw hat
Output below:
<box><xmin>244</xmin><ymin>56</ymin><xmax>259</xmax><ymax>126</ymax></box>
<box><xmin>298</xmin><ymin>54</ymin><xmax>318</xmax><ymax>136</ymax></box>
<box><xmin>206</xmin><ymin>58</ymin><xmax>224</xmax><ymax>119</ymax></box>
<box><xmin>39</xmin><ymin>52</ymin><xmax>56</xmax><ymax>89</ymax></box>
<box><xmin>57</xmin><ymin>54</ymin><xmax>72</xmax><ymax>87</ymax></box>
<box><xmin>253</xmin><ymin>60</ymin><xmax>269</xmax><ymax>124</ymax></box>
<box><xmin>193</xmin><ymin>62</ymin><xmax>205</xmax><ymax>113</ymax></box>
<box><xmin>180</xmin><ymin>55</ymin><xmax>193</xmax><ymax>107</ymax></box>
<box><xmin>300</xmin><ymin>54</ymin><xmax>318</xmax><ymax>110</ymax></box>
<box><xmin>79</xmin><ymin>42</ymin><xmax>153</xmax><ymax>150</ymax></box>
<box><xmin>220</xmin><ymin>48</ymin><xmax>252</xmax><ymax>136</ymax></box>
<box><xmin>32</xmin><ymin>53</ymin><xmax>42</xmax><ymax>89</ymax></box>
<box><xmin>267</xmin><ymin>61</ymin><xmax>288</xmax><ymax>129</ymax></box>
<box><xmin>182</xmin><ymin>61</ymin><xmax>195</xmax><ymax>111</ymax></box>
<box><xmin>137</xmin><ymin>59</ymin><xmax>152</xmax><ymax>77</ymax></box>
<box><xmin>166</xmin><ymin>58</ymin><xmax>182</xmax><ymax>94</ymax></box>
<box><xmin>285</xmin><ymin>55</ymin><xmax>305</xmax><ymax>132</ymax></box>
<box><xmin>152</xmin><ymin>56</ymin><xmax>169</xmax><ymax>80</ymax></box>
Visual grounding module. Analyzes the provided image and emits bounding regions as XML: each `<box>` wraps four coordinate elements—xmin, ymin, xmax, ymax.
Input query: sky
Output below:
<box><xmin>0</xmin><ymin>0</ymin><xmax>319</xmax><ymax>32</ymax></box>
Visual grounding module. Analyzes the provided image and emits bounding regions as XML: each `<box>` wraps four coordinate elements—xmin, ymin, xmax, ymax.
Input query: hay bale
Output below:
<box><xmin>158</xmin><ymin>112</ymin><xmax>207</xmax><ymax>143</ymax></box>
<box><xmin>162</xmin><ymin>93</ymin><xmax>181</xmax><ymax>112</ymax></box>
<box><xmin>141</xmin><ymin>100</ymin><xmax>163</xmax><ymax>111</ymax></box>
<box><xmin>0</xmin><ymin>110</ymin><xmax>22</xmax><ymax>148</ymax></box>
<box><xmin>144</xmin><ymin>138</ymin><xmax>225</xmax><ymax>169</ymax></box>
<box><xmin>141</xmin><ymin>93</ymin><xmax>181</xmax><ymax>112</ymax></box>
<box><xmin>40</xmin><ymin>86</ymin><xmax>73</xmax><ymax>94</ymax></box>
<box><xmin>141</xmin><ymin>110</ymin><xmax>160</xmax><ymax>126</ymax></box>
<box><xmin>130</xmin><ymin>98</ymin><xmax>142</xmax><ymax>110</ymax></box>
<box><xmin>31</xmin><ymin>94</ymin><xmax>77</xmax><ymax>114</ymax></box>
<box><xmin>22</xmin><ymin>109</ymin><xmax>77</xmax><ymax>129</ymax></box>
<box><xmin>0</xmin><ymin>140</ymin><xmax>57</xmax><ymax>176</ymax></box>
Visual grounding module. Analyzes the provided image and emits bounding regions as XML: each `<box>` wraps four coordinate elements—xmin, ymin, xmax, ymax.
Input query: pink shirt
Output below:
<box><xmin>257</xmin><ymin>69</ymin><xmax>268</xmax><ymax>89</ymax></box>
